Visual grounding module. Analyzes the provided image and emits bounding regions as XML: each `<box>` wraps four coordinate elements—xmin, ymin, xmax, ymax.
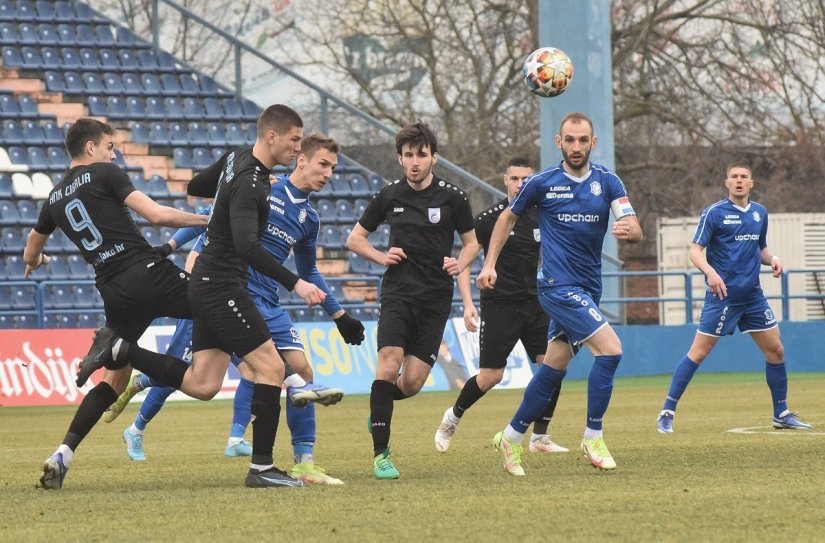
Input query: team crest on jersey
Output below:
<box><xmin>752</xmin><ymin>211</ymin><xmax>761</xmax><ymax>222</ymax></box>
<box><xmin>590</xmin><ymin>181</ymin><xmax>602</xmax><ymax>196</ymax></box>
<box><xmin>533</xmin><ymin>228</ymin><xmax>541</xmax><ymax>241</ymax></box>
<box><xmin>298</xmin><ymin>208</ymin><xmax>307</xmax><ymax>224</ymax></box>
<box><xmin>428</xmin><ymin>207</ymin><xmax>441</xmax><ymax>223</ymax></box>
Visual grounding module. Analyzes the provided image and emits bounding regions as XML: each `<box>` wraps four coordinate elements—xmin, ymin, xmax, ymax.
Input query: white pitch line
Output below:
<box><xmin>727</xmin><ymin>426</ymin><xmax>825</xmax><ymax>435</ymax></box>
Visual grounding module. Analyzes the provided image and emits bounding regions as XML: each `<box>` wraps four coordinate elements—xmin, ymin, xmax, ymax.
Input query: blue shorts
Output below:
<box><xmin>253</xmin><ymin>295</ymin><xmax>304</xmax><ymax>351</ymax></box>
<box><xmin>697</xmin><ymin>293</ymin><xmax>778</xmax><ymax>337</ymax></box>
<box><xmin>538</xmin><ymin>286</ymin><xmax>608</xmax><ymax>346</ymax></box>
<box><xmin>167</xmin><ymin>318</ymin><xmax>243</xmax><ymax>367</ymax></box>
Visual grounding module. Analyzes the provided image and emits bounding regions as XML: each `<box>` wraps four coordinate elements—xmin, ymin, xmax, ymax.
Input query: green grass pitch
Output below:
<box><xmin>1</xmin><ymin>373</ymin><xmax>822</xmax><ymax>542</ymax></box>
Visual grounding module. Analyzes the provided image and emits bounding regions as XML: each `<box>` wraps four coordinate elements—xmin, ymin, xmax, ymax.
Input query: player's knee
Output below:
<box><xmin>477</xmin><ymin>371</ymin><xmax>503</xmax><ymax>391</ymax></box>
<box><xmin>765</xmin><ymin>343</ymin><xmax>784</xmax><ymax>363</ymax></box>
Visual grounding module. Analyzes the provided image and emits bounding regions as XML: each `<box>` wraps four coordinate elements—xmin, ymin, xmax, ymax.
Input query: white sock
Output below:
<box><xmin>128</xmin><ymin>424</ymin><xmax>143</xmax><ymax>436</ymax></box>
<box><xmin>503</xmin><ymin>425</ymin><xmax>524</xmax><ymax>444</ymax></box>
<box><xmin>283</xmin><ymin>374</ymin><xmax>306</xmax><ymax>388</ymax></box>
<box><xmin>227</xmin><ymin>437</ymin><xmax>243</xmax><ymax>446</ymax></box>
<box><xmin>250</xmin><ymin>463</ymin><xmax>274</xmax><ymax>472</ymax></box>
<box><xmin>530</xmin><ymin>433</ymin><xmax>546</xmax><ymax>442</ymax></box>
<box><xmin>56</xmin><ymin>444</ymin><xmax>74</xmax><ymax>467</ymax></box>
<box><xmin>583</xmin><ymin>427</ymin><xmax>602</xmax><ymax>440</ymax></box>
<box><xmin>112</xmin><ymin>338</ymin><xmax>123</xmax><ymax>360</ymax></box>
<box><xmin>446</xmin><ymin>409</ymin><xmax>461</xmax><ymax>425</ymax></box>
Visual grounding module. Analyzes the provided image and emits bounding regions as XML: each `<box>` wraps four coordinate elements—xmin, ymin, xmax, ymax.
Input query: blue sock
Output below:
<box><xmin>135</xmin><ymin>386</ymin><xmax>174</xmax><ymax>430</ymax></box>
<box><xmin>765</xmin><ymin>361</ymin><xmax>788</xmax><ymax>418</ymax></box>
<box><xmin>508</xmin><ymin>365</ymin><xmax>566</xmax><ymax>434</ymax></box>
<box><xmin>663</xmin><ymin>356</ymin><xmax>700</xmax><ymax>411</ymax></box>
<box><xmin>587</xmin><ymin>355</ymin><xmax>621</xmax><ymax>431</ymax></box>
<box><xmin>229</xmin><ymin>378</ymin><xmax>254</xmax><ymax>438</ymax></box>
<box><xmin>286</xmin><ymin>400</ymin><xmax>316</xmax><ymax>461</ymax></box>
<box><xmin>136</xmin><ymin>374</ymin><xmax>158</xmax><ymax>391</ymax></box>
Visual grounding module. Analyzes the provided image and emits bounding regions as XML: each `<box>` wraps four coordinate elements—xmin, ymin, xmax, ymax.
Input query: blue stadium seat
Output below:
<box><xmin>130</xmin><ymin>122</ymin><xmax>150</xmax><ymax>145</ymax></box>
<box><xmin>0</xmin><ymin>2</ymin><xmax>12</xmax><ymax>22</ymax></box>
<box><xmin>157</xmin><ymin>50</ymin><xmax>177</xmax><ymax>72</ymax></box>
<box><xmin>125</xmin><ymin>96</ymin><xmax>146</xmax><ymax>118</ymax></box>
<box><xmin>173</xmin><ymin>148</ymin><xmax>193</xmax><ymax>169</ymax></box>
<box><xmin>53</xmin><ymin>1</ymin><xmax>74</xmax><ymax>23</ymax></box>
<box><xmin>353</xmin><ymin>198</ymin><xmax>369</xmax><ymax>220</ymax></box>
<box><xmin>244</xmin><ymin>124</ymin><xmax>256</xmax><ymax>145</ymax></box>
<box><xmin>63</xmin><ymin>71</ymin><xmax>84</xmax><ymax>93</ymax></box>
<box><xmin>0</xmin><ymin>22</ymin><xmax>17</xmax><ymax>43</ymax></box>
<box><xmin>211</xmin><ymin>147</ymin><xmax>225</xmax><ymax>161</ymax></box>
<box><xmin>43</xmin><ymin>70</ymin><xmax>66</xmax><ymax>92</ymax></box>
<box><xmin>348</xmin><ymin>254</ymin><xmax>373</xmax><ymax>275</ymax></box>
<box><xmin>199</xmin><ymin>74</ymin><xmax>224</xmax><ymax>95</ymax></box>
<box><xmin>6</xmin><ymin>146</ymin><xmax>27</xmax><ymax>167</ymax></box>
<box><xmin>137</xmin><ymin>48</ymin><xmax>158</xmax><ymax>71</ymax></box>
<box><xmin>225</xmin><ymin>123</ymin><xmax>245</xmax><ymax>146</ymax></box>
<box><xmin>348</xmin><ymin>173</ymin><xmax>371</xmax><ymax>197</ymax></box>
<box><xmin>179</xmin><ymin>72</ymin><xmax>200</xmax><ymax>95</ymax></box>
<box><xmin>45</xmin><ymin>256</ymin><xmax>70</xmax><ymax>280</ymax></box>
<box><xmin>160</xmin><ymin>73</ymin><xmax>182</xmax><ymax>96</ymax></box>
<box><xmin>368</xmin><ymin>175</ymin><xmax>387</xmax><ymax>192</ymax></box>
<box><xmin>1</xmin><ymin>226</ymin><xmax>24</xmax><ymax>252</ymax></box>
<box><xmin>67</xmin><ymin>254</ymin><xmax>93</xmax><ymax>280</ymax></box>
<box><xmin>35</xmin><ymin>0</ymin><xmax>55</xmax><ymax>21</ymax></box>
<box><xmin>115</xmin><ymin>26</ymin><xmax>144</xmax><ymax>48</ymax></box>
<box><xmin>0</xmin><ymin>174</ymin><xmax>11</xmax><ymax>199</ymax></box>
<box><xmin>222</xmin><ymin>98</ymin><xmax>243</xmax><ymax>119</ymax></box>
<box><xmin>335</xmin><ymin>199</ymin><xmax>356</xmax><ymax>222</ymax></box>
<box><xmin>149</xmin><ymin>122</ymin><xmax>169</xmax><ymax>145</ymax></box>
<box><xmin>39</xmin><ymin>23</ymin><xmax>58</xmax><ymax>45</ymax></box>
<box><xmin>17</xmin><ymin>199</ymin><xmax>37</xmax><ymax>224</ymax></box>
<box><xmin>118</xmin><ymin>48</ymin><xmax>138</xmax><ymax>70</ymax></box>
<box><xmin>74</xmin><ymin>24</ymin><xmax>96</xmax><ymax>47</ymax></box>
<box><xmin>329</xmin><ymin>174</ymin><xmax>352</xmax><ymax>196</ymax></box>
<box><xmin>17</xmin><ymin>0</ymin><xmax>36</xmax><ymax>21</ymax></box>
<box><xmin>17</xmin><ymin>22</ymin><xmax>37</xmax><ymax>44</ymax></box>
<box><xmin>375</xmin><ymin>224</ymin><xmax>391</xmax><ymax>248</ymax></box>
<box><xmin>47</xmin><ymin>146</ymin><xmax>69</xmax><ymax>169</ymax></box>
<box><xmin>20</xmin><ymin>45</ymin><xmax>42</xmax><ymax>69</ymax></box>
<box><xmin>315</xmin><ymin>198</ymin><xmax>335</xmax><ymax>221</ymax></box>
<box><xmin>39</xmin><ymin>46</ymin><xmax>60</xmax><ymax>69</ymax></box>
<box><xmin>241</xmin><ymin>99</ymin><xmax>260</xmax><ymax>120</ymax></box>
<box><xmin>95</xmin><ymin>24</ymin><xmax>115</xmax><ymax>46</ymax></box>
<box><xmin>129</xmin><ymin>172</ymin><xmax>150</xmax><ymax>193</ymax></box>
<box><xmin>1</xmin><ymin>119</ymin><xmax>23</xmax><ymax>144</ymax></box>
<box><xmin>26</xmin><ymin>146</ymin><xmax>49</xmax><ymax>169</ymax></box>
<box><xmin>206</xmin><ymin>123</ymin><xmax>226</xmax><ymax>146</ymax></box>
<box><xmin>319</xmin><ymin>225</ymin><xmax>343</xmax><ymax>249</ymax></box>
<box><xmin>148</xmin><ymin>175</ymin><xmax>169</xmax><ymax>197</ymax></box>
<box><xmin>10</xmin><ymin>284</ymin><xmax>36</xmax><ymax>310</ymax></box>
<box><xmin>21</xmin><ymin>120</ymin><xmax>44</xmax><ymax>145</ymax></box>
<box><xmin>1</xmin><ymin>44</ymin><xmax>22</xmax><ymax>68</ymax></box>
<box><xmin>121</xmin><ymin>72</ymin><xmax>143</xmax><ymax>95</ymax></box>
<box><xmin>172</xmin><ymin>199</ymin><xmax>193</xmax><ymax>213</ymax></box>
<box><xmin>192</xmin><ymin>147</ymin><xmax>211</xmax><ymax>170</ymax></box>
<box><xmin>44</xmin><ymin>228</ymin><xmax>68</xmax><ymax>252</ymax></box>
<box><xmin>140</xmin><ymin>226</ymin><xmax>160</xmax><ymax>245</ymax></box>
<box><xmin>203</xmin><ymin>97</ymin><xmax>224</xmax><ymax>121</ymax></box>
<box><xmin>164</xmin><ymin>97</ymin><xmax>184</xmax><ymax>119</ymax></box>
<box><xmin>42</xmin><ymin>121</ymin><xmax>63</xmax><ymax>145</ymax></box>
<box><xmin>98</xmin><ymin>48</ymin><xmax>118</xmax><ymax>71</ymax></box>
<box><xmin>183</xmin><ymin>97</ymin><xmax>203</xmax><ymax>120</ymax></box>
<box><xmin>4</xmin><ymin>255</ymin><xmax>25</xmax><ymax>278</ymax></box>
<box><xmin>188</xmin><ymin>122</ymin><xmax>208</xmax><ymax>146</ymax></box>
<box><xmin>73</xmin><ymin>284</ymin><xmax>96</xmax><ymax>308</ymax></box>
<box><xmin>87</xmin><ymin>95</ymin><xmax>107</xmax><ymax>117</ymax></box>
<box><xmin>81</xmin><ymin>71</ymin><xmax>104</xmax><ymax>93</ymax></box>
<box><xmin>141</xmin><ymin>73</ymin><xmax>163</xmax><ymax>95</ymax></box>
<box><xmin>79</xmin><ymin>47</ymin><xmax>100</xmax><ymax>69</ymax></box>
<box><xmin>44</xmin><ymin>284</ymin><xmax>75</xmax><ymax>309</ymax></box>
<box><xmin>56</xmin><ymin>23</ymin><xmax>76</xmax><ymax>44</ymax></box>
<box><xmin>143</xmin><ymin>96</ymin><xmax>165</xmax><ymax>120</ymax></box>
<box><xmin>17</xmin><ymin>95</ymin><xmax>40</xmax><ymax>119</ymax></box>
<box><xmin>168</xmin><ymin>122</ymin><xmax>188</xmax><ymax>146</ymax></box>
<box><xmin>106</xmin><ymin>96</ymin><xmax>128</xmax><ymax>119</ymax></box>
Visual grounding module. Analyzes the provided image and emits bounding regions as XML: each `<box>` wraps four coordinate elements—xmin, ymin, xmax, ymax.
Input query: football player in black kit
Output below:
<box><xmin>433</xmin><ymin>158</ymin><xmax>568</xmax><ymax>455</ymax></box>
<box><xmin>24</xmin><ymin>118</ymin><xmax>208</xmax><ymax>489</ymax></box>
<box><xmin>68</xmin><ymin>105</ymin><xmax>328</xmax><ymax>489</ymax></box>
<box><xmin>346</xmin><ymin>121</ymin><xmax>479</xmax><ymax>479</ymax></box>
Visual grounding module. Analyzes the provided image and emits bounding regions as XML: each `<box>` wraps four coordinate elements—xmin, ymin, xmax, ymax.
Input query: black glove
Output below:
<box><xmin>334</xmin><ymin>312</ymin><xmax>365</xmax><ymax>345</ymax></box>
<box><xmin>153</xmin><ymin>242</ymin><xmax>173</xmax><ymax>258</ymax></box>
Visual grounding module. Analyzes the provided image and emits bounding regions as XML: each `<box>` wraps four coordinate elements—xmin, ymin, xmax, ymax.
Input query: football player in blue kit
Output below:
<box><xmin>657</xmin><ymin>164</ymin><xmax>812</xmax><ymax>433</ymax></box>
<box><xmin>478</xmin><ymin>112</ymin><xmax>643</xmax><ymax>475</ymax></box>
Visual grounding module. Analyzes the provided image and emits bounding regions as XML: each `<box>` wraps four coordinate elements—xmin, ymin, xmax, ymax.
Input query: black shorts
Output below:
<box><xmin>377</xmin><ymin>297</ymin><xmax>452</xmax><ymax>366</ymax></box>
<box><xmin>97</xmin><ymin>258</ymin><xmax>192</xmax><ymax>343</ymax></box>
<box><xmin>478</xmin><ymin>297</ymin><xmax>549</xmax><ymax>369</ymax></box>
<box><xmin>188</xmin><ymin>275</ymin><xmax>270</xmax><ymax>358</ymax></box>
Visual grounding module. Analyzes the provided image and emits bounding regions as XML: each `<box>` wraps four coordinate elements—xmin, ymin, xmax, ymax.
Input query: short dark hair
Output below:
<box><xmin>507</xmin><ymin>157</ymin><xmax>535</xmax><ymax>170</ymax></box>
<box><xmin>395</xmin><ymin>121</ymin><xmax>438</xmax><ymax>154</ymax></box>
<box><xmin>65</xmin><ymin>118</ymin><xmax>116</xmax><ymax>158</ymax></box>
<box><xmin>257</xmin><ymin>104</ymin><xmax>304</xmax><ymax>138</ymax></box>
<box><xmin>559</xmin><ymin>112</ymin><xmax>594</xmax><ymax>136</ymax></box>
<box><xmin>726</xmin><ymin>162</ymin><xmax>752</xmax><ymax>176</ymax></box>
<box><xmin>300</xmin><ymin>133</ymin><xmax>339</xmax><ymax>159</ymax></box>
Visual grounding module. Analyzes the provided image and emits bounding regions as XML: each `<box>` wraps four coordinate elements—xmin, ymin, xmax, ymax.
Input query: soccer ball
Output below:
<box><xmin>522</xmin><ymin>47</ymin><xmax>574</xmax><ymax>98</ymax></box>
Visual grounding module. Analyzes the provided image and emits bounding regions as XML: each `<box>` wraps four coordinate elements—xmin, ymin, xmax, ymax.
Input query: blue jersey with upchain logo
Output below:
<box><xmin>509</xmin><ymin>161</ymin><xmax>632</xmax><ymax>296</ymax></box>
<box><xmin>245</xmin><ymin>175</ymin><xmax>341</xmax><ymax>314</ymax></box>
<box><xmin>692</xmin><ymin>199</ymin><xmax>768</xmax><ymax>301</ymax></box>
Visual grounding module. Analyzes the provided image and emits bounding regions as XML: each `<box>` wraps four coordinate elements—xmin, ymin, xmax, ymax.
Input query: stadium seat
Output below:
<box><xmin>46</xmin><ymin>146</ymin><xmax>69</xmax><ymax>169</ymax></box>
<box><xmin>315</xmin><ymin>199</ymin><xmax>335</xmax><ymax>221</ymax></box>
<box><xmin>192</xmin><ymin>147</ymin><xmax>212</xmax><ymax>170</ymax></box>
<box><xmin>74</xmin><ymin>24</ymin><xmax>96</xmax><ymax>47</ymax></box>
<box><xmin>20</xmin><ymin>45</ymin><xmax>45</xmax><ymax>69</ymax></box>
<box><xmin>329</xmin><ymin>174</ymin><xmax>352</xmax><ymax>196</ymax></box>
<box><xmin>67</xmin><ymin>254</ymin><xmax>93</xmax><ymax>280</ymax></box>
<box><xmin>121</xmin><ymin>72</ymin><xmax>143</xmax><ymax>95</ymax></box>
<box><xmin>157</xmin><ymin>50</ymin><xmax>177</xmax><ymax>72</ymax></box>
<box><xmin>130</xmin><ymin>122</ymin><xmax>150</xmax><ymax>144</ymax></box>
<box><xmin>17</xmin><ymin>22</ymin><xmax>37</xmax><ymax>44</ymax></box>
<box><xmin>63</xmin><ymin>71</ymin><xmax>84</xmax><ymax>93</ymax></box>
<box><xmin>45</xmin><ymin>256</ymin><xmax>70</xmax><ymax>281</ymax></box>
<box><xmin>125</xmin><ymin>96</ymin><xmax>146</xmax><ymax>118</ymax></box>
<box><xmin>42</xmin><ymin>121</ymin><xmax>63</xmax><ymax>145</ymax></box>
<box><xmin>221</xmin><ymin>98</ymin><xmax>243</xmax><ymax>119</ymax></box>
<box><xmin>148</xmin><ymin>175</ymin><xmax>169</xmax><ymax>197</ymax></box>
<box><xmin>348</xmin><ymin>254</ymin><xmax>373</xmax><ymax>275</ymax></box>
<box><xmin>335</xmin><ymin>199</ymin><xmax>356</xmax><ymax>222</ymax></box>
<box><xmin>173</xmin><ymin>148</ymin><xmax>193</xmax><ymax>169</ymax></box>
<box><xmin>203</xmin><ymin>97</ymin><xmax>224</xmax><ymax>121</ymax></box>
<box><xmin>348</xmin><ymin>173</ymin><xmax>372</xmax><ymax>197</ymax></box>
<box><xmin>10</xmin><ymin>285</ymin><xmax>36</xmax><ymax>310</ymax></box>
<box><xmin>53</xmin><ymin>1</ymin><xmax>74</xmax><ymax>23</ymax></box>
<box><xmin>17</xmin><ymin>198</ymin><xmax>38</xmax><ymax>222</ymax></box>
<box><xmin>43</xmin><ymin>284</ymin><xmax>74</xmax><ymax>309</ymax></box>
<box><xmin>39</xmin><ymin>46</ymin><xmax>61</xmax><ymax>69</ymax></box>
<box><xmin>35</xmin><ymin>0</ymin><xmax>55</xmax><ymax>21</ymax></box>
<box><xmin>149</xmin><ymin>122</ymin><xmax>169</xmax><ymax>146</ymax></box>
<box><xmin>118</xmin><ymin>48</ymin><xmax>139</xmax><ymax>70</ymax></box>
<box><xmin>168</xmin><ymin>123</ymin><xmax>188</xmax><ymax>146</ymax></box>
<box><xmin>26</xmin><ymin>146</ymin><xmax>49</xmax><ymax>169</ymax></box>
<box><xmin>140</xmin><ymin>73</ymin><xmax>163</xmax><ymax>95</ymax></box>
<box><xmin>81</xmin><ymin>71</ymin><xmax>105</xmax><ymax>93</ymax></box>
<box><xmin>0</xmin><ymin>44</ymin><xmax>21</xmax><ymax>68</ymax></box>
<box><xmin>106</xmin><ymin>96</ymin><xmax>129</xmax><ymax>119</ymax></box>
<box><xmin>0</xmin><ymin>174</ymin><xmax>11</xmax><ymax>198</ymax></box>
<box><xmin>1</xmin><ymin>226</ymin><xmax>24</xmax><ymax>253</ymax></box>
<box><xmin>353</xmin><ymin>198</ymin><xmax>369</xmax><ymax>220</ymax></box>
<box><xmin>73</xmin><ymin>284</ymin><xmax>96</xmax><ymax>308</ymax></box>
<box><xmin>44</xmin><ymin>228</ymin><xmax>68</xmax><ymax>252</ymax></box>
<box><xmin>0</xmin><ymin>2</ymin><xmax>10</xmax><ymax>22</ymax></box>
<box><xmin>244</xmin><ymin>124</ymin><xmax>256</xmax><ymax>145</ymax></box>
<box><xmin>225</xmin><ymin>123</ymin><xmax>245</xmax><ymax>146</ymax></box>
<box><xmin>16</xmin><ymin>1</ymin><xmax>36</xmax><ymax>21</ymax></box>
<box><xmin>319</xmin><ymin>225</ymin><xmax>343</xmax><ymax>249</ymax></box>
<box><xmin>6</xmin><ymin>146</ymin><xmax>28</xmax><ymax>168</ymax></box>
<box><xmin>144</xmin><ymin>96</ymin><xmax>166</xmax><ymax>120</ymax></box>
<box><xmin>0</xmin><ymin>96</ymin><xmax>20</xmax><ymax>120</ymax></box>
<box><xmin>183</xmin><ymin>97</ymin><xmax>204</xmax><ymax>120</ymax></box>
<box><xmin>11</xmin><ymin>172</ymin><xmax>34</xmax><ymax>196</ymax></box>
<box><xmin>206</xmin><ymin>123</ymin><xmax>226</xmax><ymax>146</ymax></box>
<box><xmin>98</xmin><ymin>48</ymin><xmax>118</xmax><ymax>71</ymax></box>
<box><xmin>137</xmin><ymin>48</ymin><xmax>158</xmax><ymax>71</ymax></box>
<box><xmin>4</xmin><ymin>255</ymin><xmax>25</xmax><ymax>278</ymax></box>
<box><xmin>163</xmin><ymin>97</ymin><xmax>184</xmax><ymax>120</ymax></box>
<box><xmin>0</xmin><ymin>22</ymin><xmax>16</xmax><ymax>43</ymax></box>
<box><xmin>30</xmin><ymin>172</ymin><xmax>52</xmax><ymax>199</ymax></box>
<box><xmin>1</xmin><ymin>120</ymin><xmax>23</xmax><ymax>144</ymax></box>
<box><xmin>368</xmin><ymin>175</ymin><xmax>388</xmax><ymax>192</ymax></box>
<box><xmin>179</xmin><ymin>72</ymin><xmax>200</xmax><ymax>95</ymax></box>
<box><xmin>38</xmin><ymin>23</ymin><xmax>59</xmax><ymax>45</ymax></box>
<box><xmin>241</xmin><ymin>99</ymin><xmax>260</xmax><ymax>120</ymax></box>
<box><xmin>188</xmin><ymin>122</ymin><xmax>208</xmax><ymax>146</ymax></box>
<box><xmin>78</xmin><ymin>47</ymin><xmax>100</xmax><ymax>69</ymax></box>
<box><xmin>140</xmin><ymin>226</ymin><xmax>160</xmax><ymax>245</ymax></box>
<box><xmin>86</xmin><ymin>95</ymin><xmax>106</xmax><ymax>117</ymax></box>
<box><xmin>211</xmin><ymin>147</ymin><xmax>225</xmax><ymax>161</ymax></box>
<box><xmin>17</xmin><ymin>95</ymin><xmax>40</xmax><ymax>119</ymax></box>
<box><xmin>129</xmin><ymin>172</ymin><xmax>150</xmax><ymax>193</ymax></box>
<box><xmin>43</xmin><ymin>70</ymin><xmax>66</xmax><ymax>92</ymax></box>
<box><xmin>115</xmin><ymin>26</ymin><xmax>144</xmax><ymax>48</ymax></box>
<box><xmin>56</xmin><ymin>22</ymin><xmax>76</xmax><ymax>44</ymax></box>
<box><xmin>95</xmin><ymin>24</ymin><xmax>116</xmax><ymax>46</ymax></box>
<box><xmin>61</xmin><ymin>47</ymin><xmax>85</xmax><ymax>71</ymax></box>
<box><xmin>160</xmin><ymin>73</ymin><xmax>183</xmax><ymax>96</ymax></box>
<box><xmin>199</xmin><ymin>74</ymin><xmax>224</xmax><ymax>95</ymax></box>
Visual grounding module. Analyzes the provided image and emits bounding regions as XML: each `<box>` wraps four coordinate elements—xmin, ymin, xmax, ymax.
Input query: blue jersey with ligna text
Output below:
<box><xmin>245</xmin><ymin>174</ymin><xmax>341</xmax><ymax>314</ymax></box>
<box><xmin>509</xmin><ymin>161</ymin><xmax>632</xmax><ymax>296</ymax></box>
<box><xmin>692</xmin><ymin>199</ymin><xmax>768</xmax><ymax>301</ymax></box>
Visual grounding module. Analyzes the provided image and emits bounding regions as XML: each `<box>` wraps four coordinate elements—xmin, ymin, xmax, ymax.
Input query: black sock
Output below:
<box><xmin>533</xmin><ymin>381</ymin><xmax>562</xmax><ymax>434</ymax></box>
<box><xmin>370</xmin><ymin>380</ymin><xmax>395</xmax><ymax>456</ymax></box>
<box><xmin>63</xmin><ymin>382</ymin><xmax>119</xmax><ymax>450</ymax></box>
<box><xmin>250</xmin><ymin>383</ymin><xmax>281</xmax><ymax>466</ymax></box>
<box><xmin>453</xmin><ymin>375</ymin><xmax>485</xmax><ymax>418</ymax></box>
<box><xmin>392</xmin><ymin>383</ymin><xmax>408</xmax><ymax>400</ymax></box>
<box><xmin>125</xmin><ymin>343</ymin><xmax>189</xmax><ymax>389</ymax></box>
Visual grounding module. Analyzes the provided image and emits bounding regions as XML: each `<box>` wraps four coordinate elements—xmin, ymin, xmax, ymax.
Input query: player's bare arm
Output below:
<box><xmin>477</xmin><ymin>208</ymin><xmax>517</xmax><ymax>289</ymax></box>
<box><xmin>124</xmin><ymin>191</ymin><xmax>209</xmax><ymax>227</ymax></box>
<box><xmin>22</xmin><ymin>230</ymin><xmax>51</xmax><ymax>277</ymax></box>
<box><xmin>445</xmin><ymin>229</ymin><xmax>479</xmax><ymax>277</ymax></box>
<box><xmin>761</xmin><ymin>248</ymin><xmax>783</xmax><ymax>278</ymax></box>
<box><xmin>689</xmin><ymin>242</ymin><xmax>727</xmax><ymax>299</ymax></box>
<box><xmin>346</xmin><ymin>223</ymin><xmax>407</xmax><ymax>266</ymax></box>
<box><xmin>457</xmin><ymin>266</ymin><xmax>480</xmax><ymax>332</ymax></box>
<box><xmin>612</xmin><ymin>215</ymin><xmax>643</xmax><ymax>243</ymax></box>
